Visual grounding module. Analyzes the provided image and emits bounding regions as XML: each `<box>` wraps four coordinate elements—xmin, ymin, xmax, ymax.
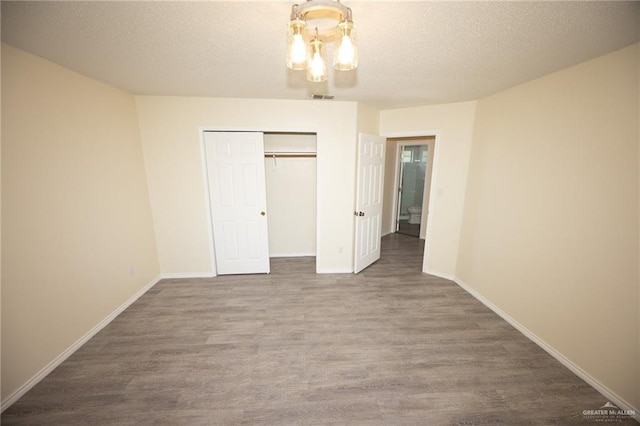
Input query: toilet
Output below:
<box><xmin>407</xmin><ymin>206</ymin><xmax>422</xmax><ymax>224</ymax></box>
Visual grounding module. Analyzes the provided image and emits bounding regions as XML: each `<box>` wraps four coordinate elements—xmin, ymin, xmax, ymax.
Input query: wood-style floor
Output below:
<box><xmin>3</xmin><ymin>234</ymin><xmax>636</xmax><ymax>425</ymax></box>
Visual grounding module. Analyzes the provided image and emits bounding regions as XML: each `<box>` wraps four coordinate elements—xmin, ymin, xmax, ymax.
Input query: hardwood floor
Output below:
<box><xmin>3</xmin><ymin>233</ymin><xmax>636</xmax><ymax>425</ymax></box>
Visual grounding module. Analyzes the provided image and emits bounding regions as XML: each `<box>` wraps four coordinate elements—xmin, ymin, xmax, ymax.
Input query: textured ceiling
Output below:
<box><xmin>2</xmin><ymin>1</ymin><xmax>639</xmax><ymax>109</ymax></box>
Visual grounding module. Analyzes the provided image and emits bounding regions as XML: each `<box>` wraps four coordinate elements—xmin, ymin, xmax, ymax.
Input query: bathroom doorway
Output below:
<box><xmin>389</xmin><ymin>137</ymin><xmax>434</xmax><ymax>239</ymax></box>
<box><xmin>396</xmin><ymin>144</ymin><xmax>427</xmax><ymax>237</ymax></box>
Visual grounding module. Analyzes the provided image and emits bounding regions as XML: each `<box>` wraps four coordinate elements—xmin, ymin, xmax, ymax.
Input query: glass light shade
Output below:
<box><xmin>334</xmin><ymin>20</ymin><xmax>358</xmax><ymax>70</ymax></box>
<box><xmin>307</xmin><ymin>37</ymin><xmax>328</xmax><ymax>82</ymax></box>
<box><xmin>286</xmin><ymin>19</ymin><xmax>307</xmax><ymax>70</ymax></box>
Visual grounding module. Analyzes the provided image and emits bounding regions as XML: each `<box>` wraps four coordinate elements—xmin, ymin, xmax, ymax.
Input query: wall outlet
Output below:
<box><xmin>129</xmin><ymin>266</ymin><xmax>135</xmax><ymax>277</ymax></box>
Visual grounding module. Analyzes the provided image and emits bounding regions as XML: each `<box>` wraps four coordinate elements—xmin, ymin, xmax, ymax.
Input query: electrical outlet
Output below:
<box><xmin>129</xmin><ymin>266</ymin><xmax>135</xmax><ymax>277</ymax></box>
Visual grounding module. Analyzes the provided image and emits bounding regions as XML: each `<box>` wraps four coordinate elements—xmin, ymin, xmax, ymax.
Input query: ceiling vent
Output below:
<box><xmin>310</xmin><ymin>94</ymin><xmax>335</xmax><ymax>100</ymax></box>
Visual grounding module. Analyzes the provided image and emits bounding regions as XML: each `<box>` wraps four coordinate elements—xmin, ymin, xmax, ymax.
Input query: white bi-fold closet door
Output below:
<box><xmin>203</xmin><ymin>131</ymin><xmax>270</xmax><ymax>275</ymax></box>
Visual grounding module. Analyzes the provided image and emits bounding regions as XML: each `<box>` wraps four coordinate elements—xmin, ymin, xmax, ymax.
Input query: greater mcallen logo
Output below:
<box><xmin>582</xmin><ymin>401</ymin><xmax>636</xmax><ymax>422</ymax></box>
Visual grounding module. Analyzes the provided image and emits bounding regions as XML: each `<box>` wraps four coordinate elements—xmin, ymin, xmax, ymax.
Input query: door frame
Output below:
<box><xmin>382</xmin><ymin>131</ymin><xmax>440</xmax><ymax>272</ymax></box>
<box><xmin>199</xmin><ymin>126</ymin><xmax>319</xmax><ymax>276</ymax></box>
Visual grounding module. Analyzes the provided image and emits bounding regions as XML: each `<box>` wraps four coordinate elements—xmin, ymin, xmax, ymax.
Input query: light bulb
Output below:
<box><xmin>337</xmin><ymin>35</ymin><xmax>354</xmax><ymax>65</ymax></box>
<box><xmin>286</xmin><ymin>19</ymin><xmax>307</xmax><ymax>70</ymax></box>
<box><xmin>306</xmin><ymin>36</ymin><xmax>327</xmax><ymax>82</ymax></box>
<box><xmin>290</xmin><ymin>34</ymin><xmax>306</xmax><ymax>64</ymax></box>
<box><xmin>309</xmin><ymin>51</ymin><xmax>325</xmax><ymax>79</ymax></box>
<box><xmin>334</xmin><ymin>20</ymin><xmax>358</xmax><ymax>71</ymax></box>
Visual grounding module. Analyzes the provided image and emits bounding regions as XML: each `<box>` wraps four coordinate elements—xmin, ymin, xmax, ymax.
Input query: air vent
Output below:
<box><xmin>310</xmin><ymin>94</ymin><xmax>335</xmax><ymax>100</ymax></box>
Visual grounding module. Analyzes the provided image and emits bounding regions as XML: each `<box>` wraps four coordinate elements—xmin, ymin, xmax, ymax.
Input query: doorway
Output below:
<box><xmin>263</xmin><ymin>133</ymin><xmax>317</xmax><ymax>258</ymax></box>
<box><xmin>396</xmin><ymin>144</ymin><xmax>428</xmax><ymax>237</ymax></box>
<box><xmin>382</xmin><ymin>136</ymin><xmax>435</xmax><ymax>241</ymax></box>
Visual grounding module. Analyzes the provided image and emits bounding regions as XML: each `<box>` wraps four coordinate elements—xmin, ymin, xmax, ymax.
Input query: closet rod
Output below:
<box><xmin>264</xmin><ymin>153</ymin><xmax>316</xmax><ymax>158</ymax></box>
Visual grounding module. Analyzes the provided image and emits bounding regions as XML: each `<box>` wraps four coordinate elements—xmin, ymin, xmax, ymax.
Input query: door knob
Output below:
<box><xmin>260</xmin><ymin>211</ymin><xmax>266</xmax><ymax>216</ymax></box>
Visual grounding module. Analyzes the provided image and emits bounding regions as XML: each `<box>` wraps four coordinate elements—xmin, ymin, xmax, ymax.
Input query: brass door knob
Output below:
<box><xmin>260</xmin><ymin>211</ymin><xmax>266</xmax><ymax>216</ymax></box>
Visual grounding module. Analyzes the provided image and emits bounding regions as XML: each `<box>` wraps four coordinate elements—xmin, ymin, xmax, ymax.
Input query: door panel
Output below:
<box><xmin>354</xmin><ymin>133</ymin><xmax>386</xmax><ymax>273</ymax></box>
<box><xmin>204</xmin><ymin>131</ymin><xmax>270</xmax><ymax>275</ymax></box>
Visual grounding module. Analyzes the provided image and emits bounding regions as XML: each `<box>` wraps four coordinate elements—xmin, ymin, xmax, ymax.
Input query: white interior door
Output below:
<box><xmin>354</xmin><ymin>133</ymin><xmax>386</xmax><ymax>273</ymax></box>
<box><xmin>204</xmin><ymin>131</ymin><xmax>270</xmax><ymax>275</ymax></box>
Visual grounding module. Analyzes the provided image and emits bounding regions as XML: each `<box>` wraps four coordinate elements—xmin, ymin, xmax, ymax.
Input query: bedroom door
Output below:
<box><xmin>353</xmin><ymin>133</ymin><xmax>386</xmax><ymax>273</ymax></box>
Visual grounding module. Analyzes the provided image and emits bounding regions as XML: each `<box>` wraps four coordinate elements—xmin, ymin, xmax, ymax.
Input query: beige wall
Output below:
<box><xmin>1</xmin><ymin>45</ymin><xmax>159</xmax><ymax>402</ymax></box>
<box><xmin>356</xmin><ymin>103</ymin><xmax>379</xmax><ymax>135</ymax></box>
<box><xmin>379</xmin><ymin>102</ymin><xmax>477</xmax><ymax>278</ymax></box>
<box><xmin>265</xmin><ymin>156</ymin><xmax>317</xmax><ymax>256</ymax></box>
<box><xmin>457</xmin><ymin>44</ymin><xmax>640</xmax><ymax>409</ymax></box>
<box><xmin>135</xmin><ymin>97</ymin><xmax>359</xmax><ymax>274</ymax></box>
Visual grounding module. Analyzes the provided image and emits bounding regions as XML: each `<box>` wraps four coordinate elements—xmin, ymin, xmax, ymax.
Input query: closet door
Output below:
<box><xmin>204</xmin><ymin>131</ymin><xmax>270</xmax><ymax>275</ymax></box>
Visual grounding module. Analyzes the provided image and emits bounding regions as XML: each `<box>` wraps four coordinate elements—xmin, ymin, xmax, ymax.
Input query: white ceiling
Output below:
<box><xmin>2</xmin><ymin>1</ymin><xmax>639</xmax><ymax>109</ymax></box>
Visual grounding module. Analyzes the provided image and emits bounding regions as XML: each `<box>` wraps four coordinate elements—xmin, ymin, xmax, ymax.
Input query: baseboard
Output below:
<box><xmin>423</xmin><ymin>269</ymin><xmax>456</xmax><ymax>281</ymax></box>
<box><xmin>316</xmin><ymin>267</ymin><xmax>353</xmax><ymax>274</ymax></box>
<box><xmin>160</xmin><ymin>272</ymin><xmax>215</xmax><ymax>279</ymax></box>
<box><xmin>454</xmin><ymin>277</ymin><xmax>640</xmax><ymax>421</ymax></box>
<box><xmin>269</xmin><ymin>253</ymin><xmax>316</xmax><ymax>258</ymax></box>
<box><xmin>1</xmin><ymin>274</ymin><xmax>162</xmax><ymax>413</ymax></box>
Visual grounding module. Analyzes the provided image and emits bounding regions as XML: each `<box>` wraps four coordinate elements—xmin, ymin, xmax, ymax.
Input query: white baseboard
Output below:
<box><xmin>1</xmin><ymin>274</ymin><xmax>162</xmax><ymax>413</ymax></box>
<box><xmin>454</xmin><ymin>277</ymin><xmax>640</xmax><ymax>421</ymax></box>
<box><xmin>269</xmin><ymin>253</ymin><xmax>316</xmax><ymax>258</ymax></box>
<box><xmin>162</xmin><ymin>267</ymin><xmax>351</xmax><ymax>275</ymax></box>
<box><xmin>160</xmin><ymin>272</ymin><xmax>215</xmax><ymax>279</ymax></box>
<box><xmin>316</xmin><ymin>267</ymin><xmax>353</xmax><ymax>274</ymax></box>
<box><xmin>423</xmin><ymin>269</ymin><xmax>456</xmax><ymax>281</ymax></box>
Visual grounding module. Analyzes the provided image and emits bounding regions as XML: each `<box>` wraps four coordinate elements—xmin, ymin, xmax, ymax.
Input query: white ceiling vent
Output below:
<box><xmin>310</xmin><ymin>94</ymin><xmax>335</xmax><ymax>100</ymax></box>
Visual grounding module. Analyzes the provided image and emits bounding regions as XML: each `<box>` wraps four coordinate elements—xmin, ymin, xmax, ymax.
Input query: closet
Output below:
<box><xmin>263</xmin><ymin>132</ymin><xmax>317</xmax><ymax>258</ymax></box>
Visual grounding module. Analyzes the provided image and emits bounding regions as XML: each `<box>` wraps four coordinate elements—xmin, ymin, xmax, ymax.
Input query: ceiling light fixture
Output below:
<box><xmin>286</xmin><ymin>0</ymin><xmax>358</xmax><ymax>83</ymax></box>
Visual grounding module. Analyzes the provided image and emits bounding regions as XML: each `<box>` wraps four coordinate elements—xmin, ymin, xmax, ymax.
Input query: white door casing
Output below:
<box><xmin>395</xmin><ymin>145</ymin><xmax>407</xmax><ymax>233</ymax></box>
<box><xmin>420</xmin><ymin>138</ymin><xmax>436</xmax><ymax>240</ymax></box>
<box><xmin>354</xmin><ymin>133</ymin><xmax>386</xmax><ymax>273</ymax></box>
<box><xmin>204</xmin><ymin>131</ymin><xmax>270</xmax><ymax>275</ymax></box>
